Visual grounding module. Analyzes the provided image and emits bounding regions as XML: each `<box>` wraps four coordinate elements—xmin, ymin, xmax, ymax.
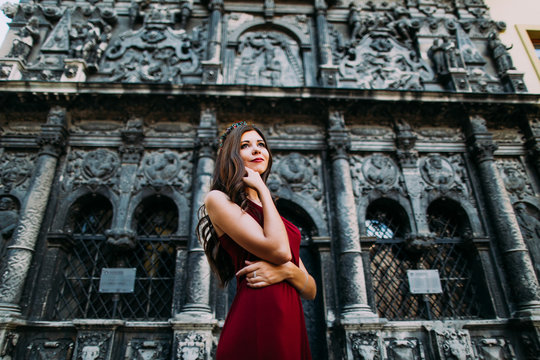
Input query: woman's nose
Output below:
<box><xmin>252</xmin><ymin>146</ymin><xmax>260</xmax><ymax>154</ymax></box>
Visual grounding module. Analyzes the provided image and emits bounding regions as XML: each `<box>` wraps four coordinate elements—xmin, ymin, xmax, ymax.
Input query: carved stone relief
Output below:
<box><xmin>420</xmin><ymin>155</ymin><xmax>454</xmax><ymax>187</ymax></box>
<box><xmin>267</xmin><ymin>152</ymin><xmax>324</xmax><ymax>205</ymax></box>
<box><xmin>0</xmin><ymin>196</ymin><xmax>19</xmax><ymax>243</ymax></box>
<box><xmin>384</xmin><ymin>338</ymin><xmax>426</xmax><ymax>360</ymax></box>
<box><xmin>497</xmin><ymin>159</ymin><xmax>535</xmax><ymax>200</ymax></box>
<box><xmin>175</xmin><ymin>332</ymin><xmax>205</xmax><ymax>360</ymax></box>
<box><xmin>100</xmin><ymin>22</ymin><xmax>206</xmax><ymax>84</ymax></box>
<box><xmin>74</xmin><ymin>332</ymin><xmax>111</xmax><ymax>360</ymax></box>
<box><xmin>350</xmin><ymin>154</ymin><xmax>405</xmax><ymax>197</ymax></box>
<box><xmin>349</xmin><ymin>331</ymin><xmax>380</xmax><ymax>360</ymax></box>
<box><xmin>233</xmin><ymin>31</ymin><xmax>304</xmax><ymax>87</ymax></box>
<box><xmin>420</xmin><ymin>154</ymin><xmax>472</xmax><ymax>199</ymax></box>
<box><xmin>431</xmin><ymin>328</ymin><xmax>474</xmax><ymax>360</ymax></box>
<box><xmin>416</xmin><ymin>127</ymin><xmax>464</xmax><ymax>142</ymax></box>
<box><xmin>124</xmin><ymin>338</ymin><xmax>171</xmax><ymax>360</ymax></box>
<box><xmin>7</xmin><ymin>16</ymin><xmax>40</xmax><ymax>61</ymax></box>
<box><xmin>0</xmin><ymin>331</ymin><xmax>19</xmax><ymax>360</ymax></box>
<box><xmin>135</xmin><ymin>150</ymin><xmax>193</xmax><ymax>192</ymax></box>
<box><xmin>350</xmin><ymin>126</ymin><xmax>395</xmax><ymax>141</ymax></box>
<box><xmin>331</xmin><ymin>5</ymin><xmax>432</xmax><ymax>90</ymax></box>
<box><xmin>62</xmin><ymin>149</ymin><xmax>120</xmax><ymax>193</ymax></box>
<box><xmin>0</xmin><ymin>152</ymin><xmax>35</xmax><ymax>193</ymax></box>
<box><xmin>514</xmin><ymin>202</ymin><xmax>540</xmax><ymax>278</ymax></box>
<box><xmin>471</xmin><ymin>337</ymin><xmax>516</xmax><ymax>360</ymax></box>
<box><xmin>26</xmin><ymin>338</ymin><xmax>74</xmax><ymax>360</ymax></box>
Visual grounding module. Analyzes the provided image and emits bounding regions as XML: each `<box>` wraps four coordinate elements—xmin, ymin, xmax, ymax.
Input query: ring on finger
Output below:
<box><xmin>253</xmin><ymin>271</ymin><xmax>256</xmax><ymax>279</ymax></box>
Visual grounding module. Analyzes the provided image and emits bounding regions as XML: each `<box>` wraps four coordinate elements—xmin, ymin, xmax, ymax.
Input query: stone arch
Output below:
<box><xmin>426</xmin><ymin>197</ymin><xmax>474</xmax><ymax>238</ymax></box>
<box><xmin>226</xmin><ymin>22</ymin><xmax>307</xmax><ymax>86</ymax></box>
<box><xmin>128</xmin><ymin>188</ymin><xmax>189</xmax><ymax>236</ymax></box>
<box><xmin>276</xmin><ymin>198</ymin><xmax>319</xmax><ymax>242</ymax></box>
<box><xmin>131</xmin><ymin>194</ymin><xmax>179</xmax><ymax>237</ymax></box>
<box><xmin>272</xmin><ymin>192</ymin><xmax>328</xmax><ymax>237</ymax></box>
<box><xmin>60</xmin><ymin>189</ymin><xmax>115</xmax><ymax>233</ymax></box>
<box><xmin>360</xmin><ymin>197</ymin><xmax>412</xmax><ymax>238</ymax></box>
<box><xmin>229</xmin><ymin>20</ymin><xmax>310</xmax><ymax>47</ymax></box>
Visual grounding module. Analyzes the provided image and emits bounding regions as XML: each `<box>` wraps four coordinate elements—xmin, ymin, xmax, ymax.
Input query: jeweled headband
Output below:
<box><xmin>218</xmin><ymin>121</ymin><xmax>247</xmax><ymax>148</ymax></box>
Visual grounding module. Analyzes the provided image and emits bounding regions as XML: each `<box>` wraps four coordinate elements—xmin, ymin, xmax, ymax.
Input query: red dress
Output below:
<box><xmin>216</xmin><ymin>200</ymin><xmax>312</xmax><ymax>360</ymax></box>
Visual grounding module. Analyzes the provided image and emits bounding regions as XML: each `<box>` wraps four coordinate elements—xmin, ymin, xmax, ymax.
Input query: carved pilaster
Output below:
<box><xmin>202</xmin><ymin>0</ymin><xmax>224</xmax><ymax>84</ymax></box>
<box><xmin>0</xmin><ymin>107</ymin><xmax>67</xmax><ymax>316</ymax></box>
<box><xmin>465</xmin><ymin>114</ymin><xmax>540</xmax><ymax>317</ymax></box>
<box><xmin>177</xmin><ymin>107</ymin><xmax>217</xmax><ymax>319</ymax></box>
<box><xmin>315</xmin><ymin>0</ymin><xmax>336</xmax><ymax>87</ymax></box>
<box><xmin>327</xmin><ymin>110</ymin><xmax>376</xmax><ymax>321</ymax></box>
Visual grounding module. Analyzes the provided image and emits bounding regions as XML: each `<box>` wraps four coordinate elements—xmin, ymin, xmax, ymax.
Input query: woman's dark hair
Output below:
<box><xmin>196</xmin><ymin>124</ymin><xmax>273</xmax><ymax>286</ymax></box>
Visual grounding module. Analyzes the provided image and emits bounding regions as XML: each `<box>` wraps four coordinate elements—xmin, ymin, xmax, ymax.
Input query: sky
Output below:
<box><xmin>0</xmin><ymin>0</ymin><xmax>18</xmax><ymax>46</ymax></box>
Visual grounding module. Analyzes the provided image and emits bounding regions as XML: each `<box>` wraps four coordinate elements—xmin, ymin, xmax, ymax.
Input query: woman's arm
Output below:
<box><xmin>236</xmin><ymin>258</ymin><xmax>317</xmax><ymax>300</ymax></box>
<box><xmin>204</xmin><ymin>168</ymin><xmax>292</xmax><ymax>264</ymax></box>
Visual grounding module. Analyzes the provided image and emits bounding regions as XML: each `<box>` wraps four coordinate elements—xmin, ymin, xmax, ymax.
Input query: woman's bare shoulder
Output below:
<box><xmin>204</xmin><ymin>190</ymin><xmax>228</xmax><ymax>204</ymax></box>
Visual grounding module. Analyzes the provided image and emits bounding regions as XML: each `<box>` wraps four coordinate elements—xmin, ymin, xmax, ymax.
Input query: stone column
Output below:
<box><xmin>315</xmin><ymin>0</ymin><xmax>338</xmax><ymax>87</ymax></box>
<box><xmin>465</xmin><ymin>115</ymin><xmax>540</xmax><ymax>317</ymax></box>
<box><xmin>173</xmin><ymin>108</ymin><xmax>217</xmax><ymax>360</ymax></box>
<box><xmin>327</xmin><ymin>110</ymin><xmax>376</xmax><ymax>322</ymax></box>
<box><xmin>202</xmin><ymin>0</ymin><xmax>224</xmax><ymax>84</ymax></box>
<box><xmin>0</xmin><ymin>106</ymin><xmax>67</xmax><ymax>317</ymax></box>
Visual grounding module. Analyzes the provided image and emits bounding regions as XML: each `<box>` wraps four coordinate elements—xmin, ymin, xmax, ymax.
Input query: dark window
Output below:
<box><xmin>53</xmin><ymin>195</ymin><xmax>178</xmax><ymax>321</ymax></box>
<box><xmin>368</xmin><ymin>198</ymin><xmax>486</xmax><ymax>320</ymax></box>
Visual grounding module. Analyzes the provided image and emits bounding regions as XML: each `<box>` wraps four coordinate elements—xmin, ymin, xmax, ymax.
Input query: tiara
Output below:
<box><xmin>218</xmin><ymin>121</ymin><xmax>247</xmax><ymax>148</ymax></box>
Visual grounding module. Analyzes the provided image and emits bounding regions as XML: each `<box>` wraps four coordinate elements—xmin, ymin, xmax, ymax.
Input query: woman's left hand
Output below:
<box><xmin>236</xmin><ymin>260</ymin><xmax>289</xmax><ymax>288</ymax></box>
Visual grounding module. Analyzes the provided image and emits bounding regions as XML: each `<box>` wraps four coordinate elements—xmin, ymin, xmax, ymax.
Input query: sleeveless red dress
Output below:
<box><xmin>216</xmin><ymin>201</ymin><xmax>312</xmax><ymax>360</ymax></box>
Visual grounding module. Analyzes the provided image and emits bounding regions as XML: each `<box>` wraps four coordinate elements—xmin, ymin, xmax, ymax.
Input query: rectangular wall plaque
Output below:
<box><xmin>407</xmin><ymin>269</ymin><xmax>443</xmax><ymax>294</ymax></box>
<box><xmin>99</xmin><ymin>268</ymin><xmax>136</xmax><ymax>293</ymax></box>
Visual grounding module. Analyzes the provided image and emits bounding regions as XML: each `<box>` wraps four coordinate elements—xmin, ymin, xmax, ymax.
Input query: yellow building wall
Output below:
<box><xmin>485</xmin><ymin>0</ymin><xmax>540</xmax><ymax>93</ymax></box>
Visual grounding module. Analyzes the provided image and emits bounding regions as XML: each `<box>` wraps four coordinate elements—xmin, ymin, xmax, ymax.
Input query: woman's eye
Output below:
<box><xmin>240</xmin><ymin>144</ymin><xmax>248</xmax><ymax>149</ymax></box>
<box><xmin>258</xmin><ymin>142</ymin><xmax>266</xmax><ymax>147</ymax></box>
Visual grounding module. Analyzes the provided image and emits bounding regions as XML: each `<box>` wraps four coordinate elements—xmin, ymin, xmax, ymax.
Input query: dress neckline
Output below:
<box><xmin>247</xmin><ymin>198</ymin><xmax>262</xmax><ymax>208</ymax></box>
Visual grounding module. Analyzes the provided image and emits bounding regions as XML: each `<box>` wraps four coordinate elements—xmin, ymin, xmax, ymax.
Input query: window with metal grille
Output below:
<box><xmin>368</xmin><ymin>198</ymin><xmax>485</xmax><ymax>320</ymax></box>
<box><xmin>53</xmin><ymin>194</ymin><xmax>178</xmax><ymax>321</ymax></box>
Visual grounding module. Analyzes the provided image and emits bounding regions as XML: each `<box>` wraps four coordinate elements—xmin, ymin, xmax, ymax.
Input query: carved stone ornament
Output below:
<box><xmin>497</xmin><ymin>160</ymin><xmax>535</xmax><ymax>199</ymax></box>
<box><xmin>0</xmin><ymin>153</ymin><xmax>35</xmax><ymax>192</ymax></box>
<box><xmin>233</xmin><ymin>31</ymin><xmax>304</xmax><ymax>87</ymax></box>
<box><xmin>0</xmin><ymin>196</ymin><xmax>19</xmax><ymax>242</ymax></box>
<box><xmin>349</xmin><ymin>331</ymin><xmax>380</xmax><ymax>360</ymax></box>
<box><xmin>350</xmin><ymin>154</ymin><xmax>405</xmax><ymax>198</ymax></box>
<box><xmin>432</xmin><ymin>329</ymin><xmax>474</xmax><ymax>360</ymax></box>
<box><xmin>175</xmin><ymin>332</ymin><xmax>205</xmax><ymax>360</ymax></box>
<box><xmin>0</xmin><ymin>331</ymin><xmax>19</xmax><ymax>360</ymax></box>
<box><xmin>420</xmin><ymin>155</ymin><xmax>455</xmax><ymax>187</ymax></box>
<box><xmin>472</xmin><ymin>337</ymin><xmax>516</xmax><ymax>360</ymax></box>
<box><xmin>362</xmin><ymin>153</ymin><xmax>398</xmax><ymax>188</ymax></box>
<box><xmin>82</xmin><ymin>149</ymin><xmax>121</xmax><ymax>181</ymax></box>
<box><xmin>100</xmin><ymin>20</ymin><xmax>206</xmax><ymax>84</ymax></box>
<box><xmin>332</xmin><ymin>6</ymin><xmax>431</xmax><ymax>90</ymax></box>
<box><xmin>74</xmin><ymin>332</ymin><xmax>111</xmax><ymax>360</ymax></box>
<box><xmin>384</xmin><ymin>338</ymin><xmax>426</xmax><ymax>360</ymax></box>
<box><xmin>62</xmin><ymin>150</ymin><xmax>119</xmax><ymax>193</ymax></box>
<box><xmin>124</xmin><ymin>338</ymin><xmax>171</xmax><ymax>360</ymax></box>
<box><xmin>26</xmin><ymin>338</ymin><xmax>74</xmax><ymax>360</ymax></box>
<box><xmin>136</xmin><ymin>150</ymin><xmax>192</xmax><ymax>192</ymax></box>
<box><xmin>7</xmin><ymin>16</ymin><xmax>40</xmax><ymax>61</ymax></box>
<box><xmin>267</xmin><ymin>153</ymin><xmax>324</xmax><ymax>203</ymax></box>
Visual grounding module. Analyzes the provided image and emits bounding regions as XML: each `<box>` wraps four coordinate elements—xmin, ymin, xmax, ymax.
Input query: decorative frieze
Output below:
<box><xmin>26</xmin><ymin>338</ymin><xmax>75</xmax><ymax>360</ymax></box>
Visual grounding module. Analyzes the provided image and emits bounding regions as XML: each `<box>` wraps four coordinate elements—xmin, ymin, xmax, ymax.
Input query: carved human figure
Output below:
<box><xmin>428</xmin><ymin>36</ymin><xmax>463</xmax><ymax>76</ymax></box>
<box><xmin>502</xmin><ymin>166</ymin><xmax>525</xmax><ymax>195</ymax></box>
<box><xmin>488</xmin><ymin>32</ymin><xmax>515</xmax><ymax>74</ymax></box>
<box><xmin>259</xmin><ymin>46</ymin><xmax>282</xmax><ymax>86</ymax></box>
<box><xmin>515</xmin><ymin>204</ymin><xmax>540</xmax><ymax>271</ymax></box>
<box><xmin>389</xmin><ymin>6</ymin><xmax>418</xmax><ymax>46</ymax></box>
<box><xmin>0</xmin><ymin>197</ymin><xmax>19</xmax><ymax>243</ymax></box>
<box><xmin>348</xmin><ymin>5</ymin><xmax>364</xmax><ymax>40</ymax></box>
<box><xmin>364</xmin><ymin>154</ymin><xmax>396</xmax><ymax>186</ymax></box>
<box><xmin>8</xmin><ymin>16</ymin><xmax>40</xmax><ymax>61</ymax></box>
<box><xmin>422</xmin><ymin>155</ymin><xmax>453</xmax><ymax>186</ymax></box>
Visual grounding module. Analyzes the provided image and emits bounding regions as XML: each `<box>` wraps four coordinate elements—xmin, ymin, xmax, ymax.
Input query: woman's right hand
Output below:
<box><xmin>242</xmin><ymin>167</ymin><xmax>266</xmax><ymax>192</ymax></box>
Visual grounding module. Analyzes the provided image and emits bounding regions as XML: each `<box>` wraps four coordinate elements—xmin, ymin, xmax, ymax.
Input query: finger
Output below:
<box><xmin>236</xmin><ymin>264</ymin><xmax>256</xmax><ymax>277</ymax></box>
<box><xmin>248</xmin><ymin>281</ymin><xmax>269</xmax><ymax>288</ymax></box>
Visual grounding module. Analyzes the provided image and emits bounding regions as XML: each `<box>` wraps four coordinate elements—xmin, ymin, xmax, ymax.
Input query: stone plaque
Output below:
<box><xmin>99</xmin><ymin>268</ymin><xmax>136</xmax><ymax>293</ymax></box>
<box><xmin>407</xmin><ymin>269</ymin><xmax>442</xmax><ymax>294</ymax></box>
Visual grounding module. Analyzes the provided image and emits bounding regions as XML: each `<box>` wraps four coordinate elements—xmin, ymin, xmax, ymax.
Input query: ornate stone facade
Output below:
<box><xmin>0</xmin><ymin>0</ymin><xmax>539</xmax><ymax>359</ymax></box>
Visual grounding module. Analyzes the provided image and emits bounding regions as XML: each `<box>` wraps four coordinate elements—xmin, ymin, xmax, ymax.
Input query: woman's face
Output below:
<box><xmin>239</xmin><ymin>130</ymin><xmax>269</xmax><ymax>175</ymax></box>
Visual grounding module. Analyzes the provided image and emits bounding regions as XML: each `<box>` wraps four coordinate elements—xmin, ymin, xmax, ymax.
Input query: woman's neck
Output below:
<box><xmin>245</xmin><ymin>188</ymin><xmax>261</xmax><ymax>205</ymax></box>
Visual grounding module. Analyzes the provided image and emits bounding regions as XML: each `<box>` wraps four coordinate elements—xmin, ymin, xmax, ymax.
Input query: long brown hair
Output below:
<box><xmin>196</xmin><ymin>124</ymin><xmax>273</xmax><ymax>286</ymax></box>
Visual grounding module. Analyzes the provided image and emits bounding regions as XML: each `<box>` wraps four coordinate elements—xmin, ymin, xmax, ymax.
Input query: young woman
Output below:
<box><xmin>197</xmin><ymin>122</ymin><xmax>316</xmax><ymax>360</ymax></box>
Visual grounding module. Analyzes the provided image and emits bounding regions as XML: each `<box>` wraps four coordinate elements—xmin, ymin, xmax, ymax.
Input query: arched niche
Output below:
<box><xmin>363</xmin><ymin>198</ymin><xmax>411</xmax><ymax>238</ymax></box>
<box><xmin>225</xmin><ymin>21</ymin><xmax>309</xmax><ymax>86</ymax></box>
